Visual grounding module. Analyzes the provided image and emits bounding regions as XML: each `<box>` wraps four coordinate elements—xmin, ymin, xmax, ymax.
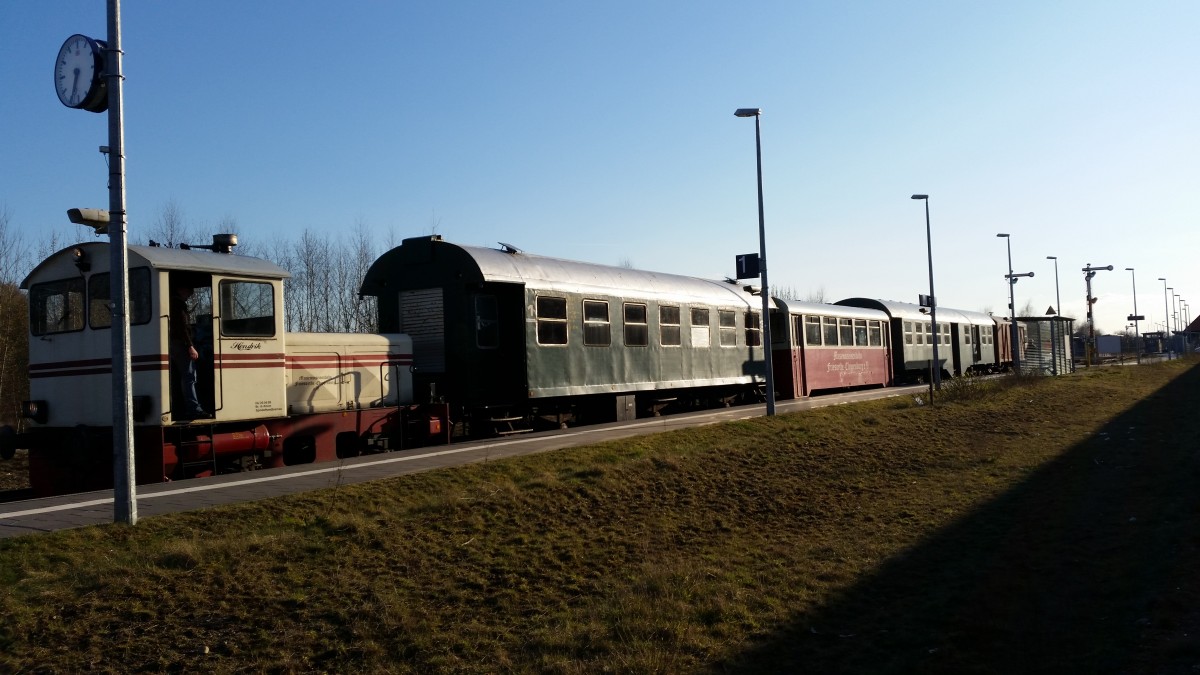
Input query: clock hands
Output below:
<box><xmin>71</xmin><ymin>68</ymin><xmax>81</xmax><ymax>103</ymax></box>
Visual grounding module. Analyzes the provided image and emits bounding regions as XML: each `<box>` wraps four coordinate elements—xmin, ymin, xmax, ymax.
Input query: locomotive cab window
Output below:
<box><xmin>30</xmin><ymin>277</ymin><xmax>85</xmax><ymax>336</ymax></box>
<box><xmin>583</xmin><ymin>299</ymin><xmax>611</xmax><ymax>347</ymax></box>
<box><xmin>660</xmin><ymin>305</ymin><xmax>681</xmax><ymax>346</ymax></box>
<box><xmin>624</xmin><ymin>303</ymin><xmax>648</xmax><ymax>347</ymax></box>
<box><xmin>88</xmin><ymin>267</ymin><xmax>153</xmax><ymax>329</ymax></box>
<box><xmin>536</xmin><ymin>296</ymin><xmax>568</xmax><ymax>345</ymax></box>
<box><xmin>219</xmin><ymin>280</ymin><xmax>276</xmax><ymax>337</ymax></box>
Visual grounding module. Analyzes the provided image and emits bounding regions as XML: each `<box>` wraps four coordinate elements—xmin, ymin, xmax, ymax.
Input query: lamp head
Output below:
<box><xmin>1047</xmin><ymin>255</ymin><xmax>1056</xmax><ymax>260</ymax></box>
<box><xmin>911</xmin><ymin>194</ymin><xmax>928</xmax><ymax>200</ymax></box>
<box><xmin>1125</xmin><ymin>267</ymin><xmax>1134</xmax><ymax>271</ymax></box>
<box><xmin>734</xmin><ymin>108</ymin><xmax>761</xmax><ymax>117</ymax></box>
<box><xmin>997</xmin><ymin>233</ymin><xmax>1009</xmax><ymax>238</ymax></box>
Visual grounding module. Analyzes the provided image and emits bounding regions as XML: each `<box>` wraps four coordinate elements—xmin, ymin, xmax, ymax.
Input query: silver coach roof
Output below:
<box><xmin>448</xmin><ymin>241</ymin><xmax>767</xmax><ymax>307</ymax></box>
<box><xmin>775</xmin><ymin>298</ymin><xmax>889</xmax><ymax>321</ymax></box>
<box><xmin>836</xmin><ymin>297</ymin><xmax>993</xmax><ymax>325</ymax></box>
<box><xmin>22</xmin><ymin>241</ymin><xmax>290</xmax><ymax>288</ymax></box>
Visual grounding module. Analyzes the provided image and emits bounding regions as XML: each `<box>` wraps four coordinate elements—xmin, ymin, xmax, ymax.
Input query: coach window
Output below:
<box><xmin>965</xmin><ymin>327</ymin><xmax>972</xmax><ymax>345</ymax></box>
<box><xmin>941</xmin><ymin>323</ymin><xmax>950</xmax><ymax>345</ymax></box>
<box><xmin>660</xmin><ymin>305</ymin><xmax>681</xmax><ymax>346</ymax></box>
<box><xmin>838</xmin><ymin>318</ymin><xmax>853</xmax><ymax>347</ymax></box>
<box><xmin>690</xmin><ymin>307</ymin><xmax>711</xmax><ymax>348</ymax></box>
<box><xmin>804</xmin><ymin>316</ymin><xmax>822</xmax><ymax>346</ymax></box>
<box><xmin>475</xmin><ymin>294</ymin><xmax>499</xmax><ymax>348</ymax></box>
<box><xmin>220</xmin><ymin>280</ymin><xmax>276</xmax><ymax>338</ymax></box>
<box><xmin>822</xmin><ymin>316</ymin><xmax>839</xmax><ymax>346</ymax></box>
<box><xmin>583</xmin><ymin>300</ymin><xmax>611</xmax><ymax>347</ymax></box>
<box><xmin>718</xmin><ymin>310</ymin><xmax>737</xmax><ymax>346</ymax></box>
<box><xmin>853</xmin><ymin>319</ymin><xmax>868</xmax><ymax>346</ymax></box>
<box><xmin>904</xmin><ymin>320</ymin><xmax>914</xmax><ymax>345</ymax></box>
<box><xmin>88</xmin><ymin>267</ymin><xmax>153</xmax><ymax>329</ymax></box>
<box><xmin>624</xmin><ymin>303</ymin><xmax>648</xmax><ymax>347</ymax></box>
<box><xmin>536</xmin><ymin>296</ymin><xmax>568</xmax><ymax>345</ymax></box>
<box><xmin>868</xmin><ymin>320</ymin><xmax>882</xmax><ymax>346</ymax></box>
<box><xmin>745</xmin><ymin>311</ymin><xmax>762</xmax><ymax>347</ymax></box>
<box><xmin>915</xmin><ymin>322</ymin><xmax>924</xmax><ymax>345</ymax></box>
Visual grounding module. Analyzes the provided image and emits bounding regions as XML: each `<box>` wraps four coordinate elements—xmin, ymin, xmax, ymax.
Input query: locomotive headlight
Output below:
<box><xmin>20</xmin><ymin>400</ymin><xmax>48</xmax><ymax>424</ymax></box>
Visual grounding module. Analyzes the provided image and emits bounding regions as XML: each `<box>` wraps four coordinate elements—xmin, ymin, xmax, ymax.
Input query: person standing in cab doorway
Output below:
<box><xmin>170</xmin><ymin>283</ymin><xmax>209</xmax><ymax>419</ymax></box>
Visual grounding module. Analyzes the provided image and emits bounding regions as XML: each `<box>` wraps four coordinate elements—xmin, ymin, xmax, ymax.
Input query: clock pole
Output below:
<box><xmin>106</xmin><ymin>0</ymin><xmax>137</xmax><ymax>525</ymax></box>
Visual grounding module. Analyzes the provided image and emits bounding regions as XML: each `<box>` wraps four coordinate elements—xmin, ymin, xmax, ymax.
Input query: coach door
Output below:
<box><xmin>211</xmin><ymin>277</ymin><xmax>287</xmax><ymax>420</ymax></box>
<box><xmin>971</xmin><ymin>325</ymin><xmax>982</xmax><ymax>362</ymax></box>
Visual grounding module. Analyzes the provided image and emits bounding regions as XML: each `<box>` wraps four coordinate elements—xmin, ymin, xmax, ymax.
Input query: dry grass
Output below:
<box><xmin>1</xmin><ymin>359</ymin><xmax>1198</xmax><ymax>673</ymax></box>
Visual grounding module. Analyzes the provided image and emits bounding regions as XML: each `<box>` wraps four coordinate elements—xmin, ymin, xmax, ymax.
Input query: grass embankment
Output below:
<box><xmin>2</xmin><ymin>361</ymin><xmax>1198</xmax><ymax>673</ymax></box>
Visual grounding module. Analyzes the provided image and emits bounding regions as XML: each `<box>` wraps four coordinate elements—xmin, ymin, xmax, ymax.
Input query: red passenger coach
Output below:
<box><xmin>771</xmin><ymin>300</ymin><xmax>893</xmax><ymax>397</ymax></box>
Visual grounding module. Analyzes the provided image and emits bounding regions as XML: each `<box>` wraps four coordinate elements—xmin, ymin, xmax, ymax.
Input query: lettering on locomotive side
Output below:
<box><xmin>230</xmin><ymin>341</ymin><xmax>264</xmax><ymax>351</ymax></box>
<box><xmin>832</xmin><ymin>351</ymin><xmax>864</xmax><ymax>360</ymax></box>
<box><xmin>254</xmin><ymin>400</ymin><xmax>282</xmax><ymax>413</ymax></box>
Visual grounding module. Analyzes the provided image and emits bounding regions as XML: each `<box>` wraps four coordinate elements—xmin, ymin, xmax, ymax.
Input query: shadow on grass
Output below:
<box><xmin>718</xmin><ymin>363</ymin><xmax>1200</xmax><ymax>674</ymax></box>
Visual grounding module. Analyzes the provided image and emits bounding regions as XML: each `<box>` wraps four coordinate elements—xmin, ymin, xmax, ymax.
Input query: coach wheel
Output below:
<box><xmin>0</xmin><ymin>425</ymin><xmax>15</xmax><ymax>460</ymax></box>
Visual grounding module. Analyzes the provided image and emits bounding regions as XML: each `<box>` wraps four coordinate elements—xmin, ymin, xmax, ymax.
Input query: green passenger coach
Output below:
<box><xmin>361</xmin><ymin>236</ymin><xmax>771</xmax><ymax>428</ymax></box>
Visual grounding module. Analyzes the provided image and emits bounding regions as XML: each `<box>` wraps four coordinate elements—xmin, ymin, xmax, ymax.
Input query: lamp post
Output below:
<box><xmin>1168</xmin><ymin>287</ymin><xmax>1176</xmax><ymax>351</ymax></box>
<box><xmin>1159</xmin><ymin>278</ymin><xmax>1170</xmax><ymax>357</ymax></box>
<box><xmin>1047</xmin><ymin>256</ymin><xmax>1061</xmax><ymax>317</ymax></box>
<box><xmin>734</xmin><ymin>107</ymin><xmax>775</xmax><ymax>416</ymax></box>
<box><xmin>911</xmin><ymin>195</ymin><xmax>939</xmax><ymax>390</ymax></box>
<box><xmin>1125</xmin><ymin>268</ymin><xmax>1140</xmax><ymax>364</ymax></box>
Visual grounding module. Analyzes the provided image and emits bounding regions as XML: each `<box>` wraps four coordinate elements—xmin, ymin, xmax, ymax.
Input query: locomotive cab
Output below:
<box><xmin>21</xmin><ymin>240</ymin><xmax>290</xmax><ymax>428</ymax></box>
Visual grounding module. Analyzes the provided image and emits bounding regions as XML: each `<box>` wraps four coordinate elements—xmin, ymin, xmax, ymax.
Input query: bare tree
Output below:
<box><xmin>0</xmin><ymin>209</ymin><xmax>30</xmax><ymax>425</ymax></box>
<box><xmin>145</xmin><ymin>198</ymin><xmax>202</xmax><ymax>247</ymax></box>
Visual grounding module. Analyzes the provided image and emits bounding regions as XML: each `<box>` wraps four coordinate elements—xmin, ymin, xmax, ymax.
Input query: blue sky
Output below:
<box><xmin>4</xmin><ymin>1</ymin><xmax>1197</xmax><ymax>334</ymax></box>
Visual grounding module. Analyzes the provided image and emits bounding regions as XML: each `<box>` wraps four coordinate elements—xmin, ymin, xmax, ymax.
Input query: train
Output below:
<box><xmin>2</xmin><ymin>234</ymin><xmax>1030</xmax><ymax>497</ymax></box>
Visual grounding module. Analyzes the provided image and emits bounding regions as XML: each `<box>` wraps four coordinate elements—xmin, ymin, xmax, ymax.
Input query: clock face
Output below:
<box><xmin>55</xmin><ymin>34</ymin><xmax>107</xmax><ymax>112</ymax></box>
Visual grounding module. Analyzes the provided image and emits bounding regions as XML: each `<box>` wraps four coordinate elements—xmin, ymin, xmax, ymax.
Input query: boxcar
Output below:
<box><xmin>361</xmin><ymin>236</ymin><xmax>772</xmax><ymax>426</ymax></box>
<box><xmin>770</xmin><ymin>299</ymin><xmax>893</xmax><ymax>396</ymax></box>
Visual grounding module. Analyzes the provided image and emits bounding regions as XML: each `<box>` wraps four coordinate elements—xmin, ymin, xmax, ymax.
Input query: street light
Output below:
<box><xmin>1125</xmin><ymin>267</ymin><xmax>1140</xmax><ymax>364</ymax></box>
<box><xmin>1159</xmin><ymin>278</ymin><xmax>1170</xmax><ymax>357</ymax></box>
<box><xmin>734</xmin><ymin>107</ymin><xmax>775</xmax><ymax>416</ymax></box>
<box><xmin>912</xmin><ymin>194</ymin><xmax>940</xmax><ymax>390</ymax></box>
<box><xmin>1047</xmin><ymin>256</ymin><xmax>1061</xmax><ymax>317</ymax></box>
